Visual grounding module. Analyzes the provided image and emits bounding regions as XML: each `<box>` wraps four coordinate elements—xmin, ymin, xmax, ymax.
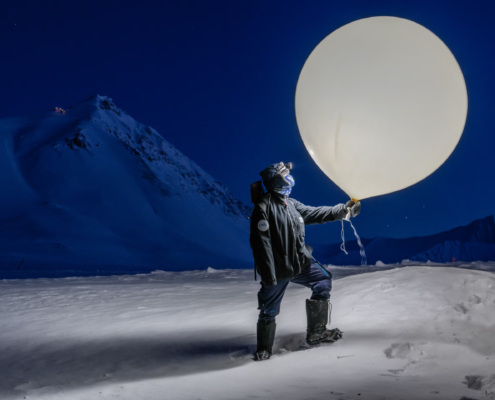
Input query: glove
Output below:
<box><xmin>332</xmin><ymin>203</ymin><xmax>348</xmax><ymax>220</ymax></box>
<box><xmin>345</xmin><ymin>200</ymin><xmax>361</xmax><ymax>218</ymax></box>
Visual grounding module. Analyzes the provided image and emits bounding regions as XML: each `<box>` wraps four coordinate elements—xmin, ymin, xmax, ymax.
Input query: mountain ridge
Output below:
<box><xmin>0</xmin><ymin>95</ymin><xmax>252</xmax><ymax>276</ymax></box>
<box><xmin>313</xmin><ymin>215</ymin><xmax>495</xmax><ymax>265</ymax></box>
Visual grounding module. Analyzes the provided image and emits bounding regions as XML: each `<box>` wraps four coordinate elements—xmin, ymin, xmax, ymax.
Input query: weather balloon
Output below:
<box><xmin>295</xmin><ymin>17</ymin><xmax>468</xmax><ymax>200</ymax></box>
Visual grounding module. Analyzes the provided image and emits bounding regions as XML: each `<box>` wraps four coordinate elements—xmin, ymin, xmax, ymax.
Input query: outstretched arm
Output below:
<box><xmin>290</xmin><ymin>198</ymin><xmax>347</xmax><ymax>225</ymax></box>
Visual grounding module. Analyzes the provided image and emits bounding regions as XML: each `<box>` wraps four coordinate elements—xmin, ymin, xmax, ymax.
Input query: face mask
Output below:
<box><xmin>274</xmin><ymin>174</ymin><xmax>295</xmax><ymax>196</ymax></box>
<box><xmin>285</xmin><ymin>174</ymin><xmax>295</xmax><ymax>187</ymax></box>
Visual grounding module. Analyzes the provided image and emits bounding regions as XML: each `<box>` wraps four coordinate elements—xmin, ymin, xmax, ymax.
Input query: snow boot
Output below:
<box><xmin>255</xmin><ymin>320</ymin><xmax>276</xmax><ymax>361</ymax></box>
<box><xmin>306</xmin><ymin>299</ymin><xmax>343</xmax><ymax>345</ymax></box>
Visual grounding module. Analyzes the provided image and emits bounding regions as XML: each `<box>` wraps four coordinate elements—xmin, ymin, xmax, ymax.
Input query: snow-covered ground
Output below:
<box><xmin>2</xmin><ymin>264</ymin><xmax>495</xmax><ymax>400</ymax></box>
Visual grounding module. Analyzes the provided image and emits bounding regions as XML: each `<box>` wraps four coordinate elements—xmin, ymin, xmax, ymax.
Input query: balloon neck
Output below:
<box><xmin>351</xmin><ymin>198</ymin><xmax>359</xmax><ymax>202</ymax></box>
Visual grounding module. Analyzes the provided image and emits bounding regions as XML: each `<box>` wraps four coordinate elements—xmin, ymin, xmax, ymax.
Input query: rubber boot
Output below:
<box><xmin>255</xmin><ymin>320</ymin><xmax>276</xmax><ymax>361</ymax></box>
<box><xmin>306</xmin><ymin>299</ymin><xmax>343</xmax><ymax>345</ymax></box>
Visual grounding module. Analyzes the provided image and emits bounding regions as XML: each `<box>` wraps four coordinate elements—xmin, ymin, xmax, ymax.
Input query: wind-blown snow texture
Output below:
<box><xmin>1</xmin><ymin>264</ymin><xmax>494</xmax><ymax>400</ymax></box>
<box><xmin>315</xmin><ymin>216</ymin><xmax>495</xmax><ymax>265</ymax></box>
<box><xmin>0</xmin><ymin>95</ymin><xmax>251</xmax><ymax>277</ymax></box>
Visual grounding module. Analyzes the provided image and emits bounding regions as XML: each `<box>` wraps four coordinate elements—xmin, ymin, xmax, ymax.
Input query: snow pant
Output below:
<box><xmin>257</xmin><ymin>262</ymin><xmax>332</xmax><ymax>323</ymax></box>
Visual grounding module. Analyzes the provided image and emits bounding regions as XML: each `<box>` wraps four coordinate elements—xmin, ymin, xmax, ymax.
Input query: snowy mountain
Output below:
<box><xmin>313</xmin><ymin>215</ymin><xmax>495</xmax><ymax>265</ymax></box>
<box><xmin>411</xmin><ymin>240</ymin><xmax>495</xmax><ymax>263</ymax></box>
<box><xmin>0</xmin><ymin>95</ymin><xmax>252</xmax><ymax>276</ymax></box>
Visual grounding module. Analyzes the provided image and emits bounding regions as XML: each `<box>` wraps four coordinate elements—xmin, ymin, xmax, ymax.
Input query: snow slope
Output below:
<box><xmin>314</xmin><ymin>216</ymin><xmax>495</xmax><ymax>265</ymax></box>
<box><xmin>1</xmin><ymin>264</ymin><xmax>494</xmax><ymax>400</ymax></box>
<box><xmin>0</xmin><ymin>95</ymin><xmax>251</xmax><ymax>276</ymax></box>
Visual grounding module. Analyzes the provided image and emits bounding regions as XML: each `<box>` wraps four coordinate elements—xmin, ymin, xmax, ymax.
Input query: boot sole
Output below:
<box><xmin>254</xmin><ymin>351</ymin><xmax>272</xmax><ymax>361</ymax></box>
<box><xmin>307</xmin><ymin>336</ymin><xmax>342</xmax><ymax>345</ymax></box>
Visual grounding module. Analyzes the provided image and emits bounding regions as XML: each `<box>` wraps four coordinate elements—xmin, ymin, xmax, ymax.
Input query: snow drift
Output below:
<box><xmin>314</xmin><ymin>215</ymin><xmax>495</xmax><ymax>265</ymax></box>
<box><xmin>1</xmin><ymin>265</ymin><xmax>494</xmax><ymax>399</ymax></box>
<box><xmin>0</xmin><ymin>95</ymin><xmax>251</xmax><ymax>276</ymax></box>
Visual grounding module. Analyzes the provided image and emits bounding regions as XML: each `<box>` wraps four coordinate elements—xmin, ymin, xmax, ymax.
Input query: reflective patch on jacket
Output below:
<box><xmin>258</xmin><ymin>220</ymin><xmax>269</xmax><ymax>231</ymax></box>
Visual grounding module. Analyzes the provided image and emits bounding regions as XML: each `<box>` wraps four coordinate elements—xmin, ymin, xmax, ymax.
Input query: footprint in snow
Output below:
<box><xmin>453</xmin><ymin>303</ymin><xmax>469</xmax><ymax>314</ymax></box>
<box><xmin>384</xmin><ymin>342</ymin><xmax>414</xmax><ymax>359</ymax></box>
<box><xmin>467</xmin><ymin>294</ymin><xmax>482</xmax><ymax>305</ymax></box>
<box><xmin>454</xmin><ymin>295</ymin><xmax>482</xmax><ymax>316</ymax></box>
<box><xmin>378</xmin><ymin>281</ymin><xmax>395</xmax><ymax>292</ymax></box>
<box><xmin>463</xmin><ymin>374</ymin><xmax>495</xmax><ymax>395</ymax></box>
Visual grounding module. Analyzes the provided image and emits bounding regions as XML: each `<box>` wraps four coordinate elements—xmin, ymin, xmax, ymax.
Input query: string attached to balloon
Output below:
<box><xmin>340</xmin><ymin>207</ymin><xmax>367</xmax><ymax>265</ymax></box>
<box><xmin>340</xmin><ymin>221</ymin><xmax>348</xmax><ymax>255</ymax></box>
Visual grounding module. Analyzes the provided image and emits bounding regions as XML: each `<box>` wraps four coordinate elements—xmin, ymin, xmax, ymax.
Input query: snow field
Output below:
<box><xmin>1</xmin><ymin>265</ymin><xmax>494</xmax><ymax>400</ymax></box>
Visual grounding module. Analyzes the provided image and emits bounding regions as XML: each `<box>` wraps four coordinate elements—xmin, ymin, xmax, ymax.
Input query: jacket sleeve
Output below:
<box><xmin>290</xmin><ymin>198</ymin><xmax>346</xmax><ymax>225</ymax></box>
<box><xmin>249</xmin><ymin>205</ymin><xmax>277</xmax><ymax>286</ymax></box>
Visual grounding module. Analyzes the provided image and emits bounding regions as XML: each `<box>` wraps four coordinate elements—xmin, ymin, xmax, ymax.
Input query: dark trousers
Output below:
<box><xmin>257</xmin><ymin>262</ymin><xmax>332</xmax><ymax>322</ymax></box>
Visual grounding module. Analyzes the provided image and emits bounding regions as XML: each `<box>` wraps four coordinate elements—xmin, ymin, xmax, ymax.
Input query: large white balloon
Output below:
<box><xmin>295</xmin><ymin>17</ymin><xmax>468</xmax><ymax>200</ymax></box>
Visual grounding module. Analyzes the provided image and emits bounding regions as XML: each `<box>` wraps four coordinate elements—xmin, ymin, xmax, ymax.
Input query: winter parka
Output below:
<box><xmin>249</xmin><ymin>192</ymin><xmax>345</xmax><ymax>286</ymax></box>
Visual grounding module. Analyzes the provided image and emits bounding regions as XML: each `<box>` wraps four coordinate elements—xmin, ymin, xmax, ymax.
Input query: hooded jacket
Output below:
<box><xmin>250</xmin><ymin>192</ymin><xmax>345</xmax><ymax>286</ymax></box>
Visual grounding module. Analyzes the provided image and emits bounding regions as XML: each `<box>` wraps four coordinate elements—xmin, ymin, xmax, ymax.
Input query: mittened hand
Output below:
<box><xmin>333</xmin><ymin>204</ymin><xmax>348</xmax><ymax>220</ymax></box>
<box><xmin>345</xmin><ymin>200</ymin><xmax>361</xmax><ymax>217</ymax></box>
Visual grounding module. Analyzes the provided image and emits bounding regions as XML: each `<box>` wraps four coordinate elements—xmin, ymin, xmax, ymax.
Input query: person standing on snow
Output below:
<box><xmin>249</xmin><ymin>162</ymin><xmax>361</xmax><ymax>361</ymax></box>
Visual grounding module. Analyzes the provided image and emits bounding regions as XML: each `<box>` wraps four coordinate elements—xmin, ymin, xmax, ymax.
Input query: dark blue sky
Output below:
<box><xmin>1</xmin><ymin>0</ymin><xmax>494</xmax><ymax>244</ymax></box>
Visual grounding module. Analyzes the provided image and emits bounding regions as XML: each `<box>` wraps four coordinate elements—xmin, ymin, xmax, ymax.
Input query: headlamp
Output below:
<box><xmin>270</xmin><ymin>162</ymin><xmax>293</xmax><ymax>181</ymax></box>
